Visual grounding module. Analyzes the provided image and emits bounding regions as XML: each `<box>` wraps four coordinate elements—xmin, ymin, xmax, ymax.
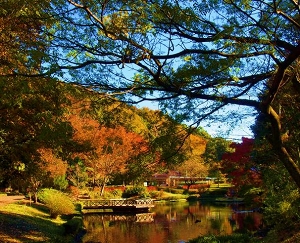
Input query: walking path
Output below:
<box><xmin>0</xmin><ymin>195</ymin><xmax>25</xmax><ymax>206</ymax></box>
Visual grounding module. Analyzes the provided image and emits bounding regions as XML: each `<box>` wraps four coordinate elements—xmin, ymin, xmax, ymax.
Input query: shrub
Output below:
<box><xmin>188</xmin><ymin>234</ymin><xmax>253</xmax><ymax>243</ymax></box>
<box><xmin>102</xmin><ymin>189</ymin><xmax>123</xmax><ymax>199</ymax></box>
<box><xmin>53</xmin><ymin>175</ymin><xmax>68</xmax><ymax>191</ymax></box>
<box><xmin>38</xmin><ymin>188</ymin><xmax>75</xmax><ymax>218</ymax></box>
<box><xmin>63</xmin><ymin>216</ymin><xmax>83</xmax><ymax>236</ymax></box>
<box><xmin>122</xmin><ymin>186</ymin><xmax>150</xmax><ymax>198</ymax></box>
<box><xmin>149</xmin><ymin>191</ymin><xmax>160</xmax><ymax>198</ymax></box>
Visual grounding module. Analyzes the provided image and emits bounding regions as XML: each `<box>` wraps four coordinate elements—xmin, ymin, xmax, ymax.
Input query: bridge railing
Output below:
<box><xmin>79</xmin><ymin>198</ymin><xmax>154</xmax><ymax>209</ymax></box>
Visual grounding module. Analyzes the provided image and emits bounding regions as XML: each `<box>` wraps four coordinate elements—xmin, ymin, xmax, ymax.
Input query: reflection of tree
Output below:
<box><xmin>210</xmin><ymin>218</ymin><xmax>222</xmax><ymax>233</ymax></box>
<box><xmin>231</xmin><ymin>212</ymin><xmax>262</xmax><ymax>232</ymax></box>
<box><xmin>185</xmin><ymin>207</ymin><xmax>202</xmax><ymax>224</ymax></box>
<box><xmin>82</xmin><ymin>203</ymin><xmax>261</xmax><ymax>241</ymax></box>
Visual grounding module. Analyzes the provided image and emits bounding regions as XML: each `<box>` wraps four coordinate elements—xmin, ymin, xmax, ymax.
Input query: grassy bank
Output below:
<box><xmin>0</xmin><ymin>200</ymin><xmax>75</xmax><ymax>243</ymax></box>
<box><xmin>188</xmin><ymin>233</ymin><xmax>260</xmax><ymax>243</ymax></box>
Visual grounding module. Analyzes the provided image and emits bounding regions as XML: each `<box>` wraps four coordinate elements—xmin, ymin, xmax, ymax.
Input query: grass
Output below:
<box><xmin>147</xmin><ymin>183</ymin><xmax>233</xmax><ymax>202</ymax></box>
<box><xmin>188</xmin><ymin>233</ymin><xmax>261</xmax><ymax>243</ymax></box>
<box><xmin>199</xmin><ymin>184</ymin><xmax>232</xmax><ymax>201</ymax></box>
<box><xmin>157</xmin><ymin>191</ymin><xmax>189</xmax><ymax>200</ymax></box>
<box><xmin>0</xmin><ymin>201</ymin><xmax>75</xmax><ymax>243</ymax></box>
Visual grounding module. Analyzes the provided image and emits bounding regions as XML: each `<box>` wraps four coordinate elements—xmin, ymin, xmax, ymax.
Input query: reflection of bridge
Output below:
<box><xmin>80</xmin><ymin>199</ymin><xmax>155</xmax><ymax>213</ymax></box>
<box><xmin>84</xmin><ymin>213</ymin><xmax>155</xmax><ymax>223</ymax></box>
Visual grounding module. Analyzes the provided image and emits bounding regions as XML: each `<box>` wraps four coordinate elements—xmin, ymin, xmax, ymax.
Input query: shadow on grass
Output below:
<box><xmin>0</xmin><ymin>204</ymin><xmax>73</xmax><ymax>243</ymax></box>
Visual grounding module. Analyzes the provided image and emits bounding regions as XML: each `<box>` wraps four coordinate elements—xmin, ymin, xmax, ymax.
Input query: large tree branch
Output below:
<box><xmin>267</xmin><ymin>106</ymin><xmax>300</xmax><ymax>188</ymax></box>
<box><xmin>263</xmin><ymin>43</ymin><xmax>300</xmax><ymax>107</ymax></box>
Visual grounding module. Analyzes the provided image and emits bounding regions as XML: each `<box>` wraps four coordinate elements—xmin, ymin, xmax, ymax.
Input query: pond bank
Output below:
<box><xmin>0</xmin><ymin>194</ymin><xmax>79</xmax><ymax>243</ymax></box>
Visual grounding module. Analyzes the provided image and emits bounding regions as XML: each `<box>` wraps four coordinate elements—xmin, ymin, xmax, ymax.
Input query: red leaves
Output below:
<box><xmin>221</xmin><ymin>137</ymin><xmax>262</xmax><ymax>189</ymax></box>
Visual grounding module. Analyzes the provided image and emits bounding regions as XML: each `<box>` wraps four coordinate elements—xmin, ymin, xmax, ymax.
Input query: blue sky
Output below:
<box><xmin>136</xmin><ymin>100</ymin><xmax>255</xmax><ymax>141</ymax></box>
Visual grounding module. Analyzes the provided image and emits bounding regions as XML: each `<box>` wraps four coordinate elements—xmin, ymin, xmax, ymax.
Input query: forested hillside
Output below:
<box><xmin>0</xmin><ymin>80</ymin><xmax>207</xmax><ymax>196</ymax></box>
<box><xmin>1</xmin><ymin>1</ymin><xmax>300</xmax><ymax>241</ymax></box>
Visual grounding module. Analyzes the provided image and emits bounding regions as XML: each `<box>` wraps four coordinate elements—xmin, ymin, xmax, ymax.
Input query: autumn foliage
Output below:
<box><xmin>221</xmin><ymin>137</ymin><xmax>262</xmax><ymax>191</ymax></box>
<box><xmin>67</xmin><ymin>112</ymin><xmax>150</xmax><ymax>193</ymax></box>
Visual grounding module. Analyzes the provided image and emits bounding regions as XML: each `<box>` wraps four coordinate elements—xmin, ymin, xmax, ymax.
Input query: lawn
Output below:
<box><xmin>0</xmin><ymin>201</ymin><xmax>74</xmax><ymax>243</ymax></box>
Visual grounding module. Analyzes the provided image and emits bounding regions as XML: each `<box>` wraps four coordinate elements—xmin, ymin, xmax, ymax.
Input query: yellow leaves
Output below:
<box><xmin>278</xmin><ymin>201</ymin><xmax>291</xmax><ymax>214</ymax></box>
<box><xmin>187</xmin><ymin>134</ymin><xmax>206</xmax><ymax>156</ymax></box>
<box><xmin>102</xmin><ymin>12</ymin><xmax>130</xmax><ymax>38</ymax></box>
<box><xmin>232</xmin><ymin>76</ymin><xmax>240</xmax><ymax>82</ymax></box>
<box><xmin>183</xmin><ymin>55</ymin><xmax>192</xmax><ymax>62</ymax></box>
<box><xmin>101</xmin><ymin>8</ymin><xmax>153</xmax><ymax>39</ymax></box>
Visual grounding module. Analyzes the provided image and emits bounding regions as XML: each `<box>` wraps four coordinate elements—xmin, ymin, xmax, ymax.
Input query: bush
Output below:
<box><xmin>149</xmin><ymin>190</ymin><xmax>160</xmax><ymax>198</ymax></box>
<box><xmin>63</xmin><ymin>216</ymin><xmax>83</xmax><ymax>236</ymax></box>
<box><xmin>102</xmin><ymin>189</ymin><xmax>123</xmax><ymax>199</ymax></box>
<box><xmin>122</xmin><ymin>186</ymin><xmax>150</xmax><ymax>198</ymax></box>
<box><xmin>188</xmin><ymin>234</ymin><xmax>253</xmax><ymax>243</ymax></box>
<box><xmin>38</xmin><ymin>188</ymin><xmax>75</xmax><ymax>218</ymax></box>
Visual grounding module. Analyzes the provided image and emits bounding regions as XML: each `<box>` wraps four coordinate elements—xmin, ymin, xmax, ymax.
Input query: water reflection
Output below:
<box><xmin>82</xmin><ymin>201</ymin><xmax>262</xmax><ymax>243</ymax></box>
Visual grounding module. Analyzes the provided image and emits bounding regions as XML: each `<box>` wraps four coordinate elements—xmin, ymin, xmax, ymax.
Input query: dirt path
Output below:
<box><xmin>0</xmin><ymin>195</ymin><xmax>25</xmax><ymax>206</ymax></box>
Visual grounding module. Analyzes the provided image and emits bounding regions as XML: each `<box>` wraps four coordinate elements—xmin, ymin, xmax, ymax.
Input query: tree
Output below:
<box><xmin>0</xmin><ymin>1</ymin><xmax>73</xmax><ymax>190</ymax></box>
<box><xmin>37</xmin><ymin>0</ymin><xmax>300</xmax><ymax>188</ymax></box>
<box><xmin>176</xmin><ymin>133</ymin><xmax>208</xmax><ymax>189</ymax></box>
<box><xmin>0</xmin><ymin>0</ymin><xmax>52</xmax><ymax>76</ymax></box>
<box><xmin>177</xmin><ymin>159</ymin><xmax>208</xmax><ymax>190</ymax></box>
<box><xmin>203</xmin><ymin>137</ymin><xmax>232</xmax><ymax>186</ymax></box>
<box><xmin>69</xmin><ymin>111</ymin><xmax>150</xmax><ymax>194</ymax></box>
<box><xmin>87</xmin><ymin>125</ymin><xmax>149</xmax><ymax>195</ymax></box>
<box><xmin>0</xmin><ymin>78</ymin><xmax>74</xmax><ymax>190</ymax></box>
<box><xmin>135</xmin><ymin>107</ymin><xmax>190</xmax><ymax>167</ymax></box>
<box><xmin>251</xmin><ymin>82</ymin><xmax>300</xmax><ymax>234</ymax></box>
<box><xmin>221</xmin><ymin>137</ymin><xmax>262</xmax><ymax>196</ymax></box>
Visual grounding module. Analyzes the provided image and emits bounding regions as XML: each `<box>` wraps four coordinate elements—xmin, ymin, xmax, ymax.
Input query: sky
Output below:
<box><xmin>136</xmin><ymin>100</ymin><xmax>255</xmax><ymax>142</ymax></box>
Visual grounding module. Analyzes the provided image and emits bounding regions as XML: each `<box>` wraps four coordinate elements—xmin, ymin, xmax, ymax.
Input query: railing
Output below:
<box><xmin>84</xmin><ymin>213</ymin><xmax>155</xmax><ymax>223</ymax></box>
<box><xmin>80</xmin><ymin>198</ymin><xmax>154</xmax><ymax>210</ymax></box>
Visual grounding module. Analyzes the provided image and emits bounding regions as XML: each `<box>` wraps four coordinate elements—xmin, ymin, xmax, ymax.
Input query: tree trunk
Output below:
<box><xmin>34</xmin><ymin>192</ymin><xmax>38</xmax><ymax>203</ymax></box>
<box><xmin>267</xmin><ymin>105</ymin><xmax>300</xmax><ymax>188</ymax></box>
<box><xmin>100</xmin><ymin>178</ymin><xmax>109</xmax><ymax>196</ymax></box>
<box><xmin>100</xmin><ymin>183</ymin><xmax>105</xmax><ymax>196</ymax></box>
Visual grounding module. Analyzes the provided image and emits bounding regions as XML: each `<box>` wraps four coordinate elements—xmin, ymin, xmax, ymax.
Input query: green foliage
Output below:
<box><xmin>102</xmin><ymin>189</ymin><xmax>123</xmax><ymax>199</ymax></box>
<box><xmin>161</xmin><ymin>187</ymin><xmax>185</xmax><ymax>195</ymax></box>
<box><xmin>37</xmin><ymin>188</ymin><xmax>75</xmax><ymax>218</ymax></box>
<box><xmin>53</xmin><ymin>175</ymin><xmax>68</xmax><ymax>191</ymax></box>
<box><xmin>203</xmin><ymin>137</ymin><xmax>233</xmax><ymax>163</ymax></box>
<box><xmin>122</xmin><ymin>186</ymin><xmax>150</xmax><ymax>198</ymax></box>
<box><xmin>251</xmin><ymin>93</ymin><xmax>300</xmax><ymax>237</ymax></box>
<box><xmin>63</xmin><ymin>216</ymin><xmax>83</xmax><ymax>236</ymax></box>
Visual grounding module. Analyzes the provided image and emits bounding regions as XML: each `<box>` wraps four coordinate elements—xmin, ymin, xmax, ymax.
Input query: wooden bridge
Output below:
<box><xmin>84</xmin><ymin>213</ymin><xmax>155</xmax><ymax>223</ymax></box>
<box><xmin>79</xmin><ymin>198</ymin><xmax>155</xmax><ymax>213</ymax></box>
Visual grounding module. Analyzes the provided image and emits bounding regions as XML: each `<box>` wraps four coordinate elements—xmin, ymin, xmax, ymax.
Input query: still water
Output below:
<box><xmin>82</xmin><ymin>201</ymin><xmax>262</xmax><ymax>243</ymax></box>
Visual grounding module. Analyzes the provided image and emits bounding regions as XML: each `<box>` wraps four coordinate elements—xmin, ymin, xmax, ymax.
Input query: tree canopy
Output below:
<box><xmin>2</xmin><ymin>1</ymin><xmax>300</xmax><ymax>187</ymax></box>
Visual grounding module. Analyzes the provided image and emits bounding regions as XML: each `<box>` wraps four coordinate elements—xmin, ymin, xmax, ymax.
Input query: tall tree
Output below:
<box><xmin>0</xmin><ymin>0</ymin><xmax>70</xmax><ymax>190</ymax></box>
<box><xmin>251</xmin><ymin>81</ymin><xmax>300</xmax><ymax>234</ymax></box>
<box><xmin>69</xmin><ymin>113</ymin><xmax>150</xmax><ymax>194</ymax></box>
<box><xmin>15</xmin><ymin>1</ymin><xmax>300</xmax><ymax>187</ymax></box>
<box><xmin>0</xmin><ymin>78</ymin><xmax>74</xmax><ymax>189</ymax></box>
<box><xmin>221</xmin><ymin>137</ymin><xmax>262</xmax><ymax>195</ymax></box>
<box><xmin>175</xmin><ymin>133</ymin><xmax>208</xmax><ymax>189</ymax></box>
<box><xmin>87</xmin><ymin>125</ymin><xmax>149</xmax><ymax>195</ymax></box>
<box><xmin>203</xmin><ymin>137</ymin><xmax>232</xmax><ymax>184</ymax></box>
<box><xmin>0</xmin><ymin>0</ymin><xmax>52</xmax><ymax>76</ymax></box>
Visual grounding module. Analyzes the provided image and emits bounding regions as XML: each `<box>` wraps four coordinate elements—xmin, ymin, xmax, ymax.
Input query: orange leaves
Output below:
<box><xmin>37</xmin><ymin>148</ymin><xmax>67</xmax><ymax>178</ymax></box>
<box><xmin>68</xmin><ymin>111</ymin><xmax>149</xmax><ymax>182</ymax></box>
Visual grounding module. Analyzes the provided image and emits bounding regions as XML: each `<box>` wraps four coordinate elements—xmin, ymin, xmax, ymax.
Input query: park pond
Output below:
<box><xmin>81</xmin><ymin>201</ymin><xmax>262</xmax><ymax>243</ymax></box>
